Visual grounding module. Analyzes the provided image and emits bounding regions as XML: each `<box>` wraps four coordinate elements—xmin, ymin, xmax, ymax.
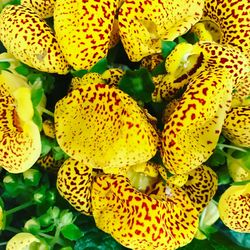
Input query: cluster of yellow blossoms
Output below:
<box><xmin>0</xmin><ymin>0</ymin><xmax>249</xmax><ymax>249</ymax></box>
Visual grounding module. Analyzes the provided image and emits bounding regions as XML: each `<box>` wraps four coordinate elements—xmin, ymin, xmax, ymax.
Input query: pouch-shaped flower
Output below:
<box><xmin>161</xmin><ymin>69</ymin><xmax>232</xmax><ymax>174</ymax></box>
<box><xmin>92</xmin><ymin>174</ymin><xmax>199</xmax><ymax>250</ymax></box>
<box><xmin>0</xmin><ymin>5</ymin><xmax>69</xmax><ymax>74</ymax></box>
<box><xmin>54</xmin><ymin>0</ymin><xmax>119</xmax><ymax>70</ymax></box>
<box><xmin>118</xmin><ymin>0</ymin><xmax>204</xmax><ymax>61</ymax></box>
<box><xmin>0</xmin><ymin>71</ymin><xmax>41</xmax><ymax>173</ymax></box>
<box><xmin>55</xmin><ymin>83</ymin><xmax>159</xmax><ymax>170</ymax></box>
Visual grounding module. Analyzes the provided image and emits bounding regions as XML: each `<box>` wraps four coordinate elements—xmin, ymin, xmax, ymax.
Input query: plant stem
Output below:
<box><xmin>5</xmin><ymin>226</ymin><xmax>21</xmax><ymax>233</ymax></box>
<box><xmin>40</xmin><ymin>107</ymin><xmax>54</xmax><ymax>118</ymax></box>
<box><xmin>0</xmin><ymin>58</ymin><xmax>15</xmax><ymax>62</ymax></box>
<box><xmin>5</xmin><ymin>201</ymin><xmax>34</xmax><ymax>216</ymax></box>
<box><xmin>217</xmin><ymin>143</ymin><xmax>247</xmax><ymax>152</ymax></box>
<box><xmin>0</xmin><ymin>242</ymin><xmax>7</xmax><ymax>246</ymax></box>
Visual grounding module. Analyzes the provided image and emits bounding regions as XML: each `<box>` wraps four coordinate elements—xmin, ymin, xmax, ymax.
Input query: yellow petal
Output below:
<box><xmin>21</xmin><ymin>0</ymin><xmax>56</xmax><ymax>18</ymax></box>
<box><xmin>57</xmin><ymin>158</ymin><xmax>93</xmax><ymax>215</ymax></box>
<box><xmin>102</xmin><ymin>68</ymin><xmax>124</xmax><ymax>87</ymax></box>
<box><xmin>155</xmin><ymin>42</ymin><xmax>249</xmax><ymax>101</ymax></box>
<box><xmin>92</xmin><ymin>175</ymin><xmax>199</xmax><ymax>250</ymax></box>
<box><xmin>70</xmin><ymin>73</ymin><xmax>105</xmax><ymax>91</ymax></box>
<box><xmin>161</xmin><ymin>69</ymin><xmax>232</xmax><ymax>174</ymax></box>
<box><xmin>54</xmin><ymin>0</ymin><xmax>119</xmax><ymax>70</ymax></box>
<box><xmin>118</xmin><ymin>0</ymin><xmax>204</xmax><ymax>61</ymax></box>
<box><xmin>202</xmin><ymin>0</ymin><xmax>250</xmax><ymax>57</ymax></box>
<box><xmin>141</xmin><ymin>54</ymin><xmax>164</xmax><ymax>71</ymax></box>
<box><xmin>37</xmin><ymin>153</ymin><xmax>63</xmax><ymax>173</ymax></box>
<box><xmin>227</xmin><ymin>155</ymin><xmax>250</xmax><ymax>182</ymax></box>
<box><xmin>6</xmin><ymin>233</ymin><xmax>40</xmax><ymax>250</ymax></box>
<box><xmin>223</xmin><ymin>106</ymin><xmax>250</xmax><ymax>147</ymax></box>
<box><xmin>0</xmin><ymin>79</ymin><xmax>41</xmax><ymax>173</ymax></box>
<box><xmin>232</xmin><ymin>72</ymin><xmax>250</xmax><ymax>108</ymax></box>
<box><xmin>218</xmin><ymin>183</ymin><xmax>250</xmax><ymax>233</ymax></box>
<box><xmin>167</xmin><ymin>174</ymin><xmax>188</xmax><ymax>187</ymax></box>
<box><xmin>183</xmin><ymin>165</ymin><xmax>218</xmax><ymax>213</ymax></box>
<box><xmin>0</xmin><ymin>5</ymin><xmax>69</xmax><ymax>74</ymax></box>
<box><xmin>55</xmin><ymin>83</ymin><xmax>159</xmax><ymax>169</ymax></box>
<box><xmin>42</xmin><ymin>119</ymin><xmax>56</xmax><ymax>138</ymax></box>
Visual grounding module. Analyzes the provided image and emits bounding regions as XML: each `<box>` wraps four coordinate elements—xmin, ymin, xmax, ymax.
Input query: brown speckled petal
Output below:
<box><xmin>155</xmin><ymin>42</ymin><xmax>249</xmax><ymax>101</ymax></box>
<box><xmin>21</xmin><ymin>0</ymin><xmax>56</xmax><ymax>18</ymax></box>
<box><xmin>6</xmin><ymin>233</ymin><xmax>40</xmax><ymax>250</ymax></box>
<box><xmin>70</xmin><ymin>73</ymin><xmax>105</xmax><ymax>91</ymax></box>
<box><xmin>118</xmin><ymin>0</ymin><xmax>204</xmax><ymax>61</ymax></box>
<box><xmin>0</xmin><ymin>5</ymin><xmax>69</xmax><ymax>74</ymax></box>
<box><xmin>37</xmin><ymin>153</ymin><xmax>63</xmax><ymax>173</ymax></box>
<box><xmin>102</xmin><ymin>68</ymin><xmax>124</xmax><ymax>87</ymax></box>
<box><xmin>183</xmin><ymin>165</ymin><xmax>218</xmax><ymax>213</ymax></box>
<box><xmin>54</xmin><ymin>0</ymin><xmax>119</xmax><ymax>70</ymax></box>
<box><xmin>0</xmin><ymin>74</ymin><xmax>41</xmax><ymax>173</ymax></box>
<box><xmin>218</xmin><ymin>183</ymin><xmax>250</xmax><ymax>233</ymax></box>
<box><xmin>92</xmin><ymin>175</ymin><xmax>199</xmax><ymax>250</ymax></box>
<box><xmin>161</xmin><ymin>69</ymin><xmax>232</xmax><ymax>174</ymax></box>
<box><xmin>223</xmin><ymin>106</ymin><xmax>250</xmax><ymax>147</ymax></box>
<box><xmin>56</xmin><ymin>158</ymin><xmax>93</xmax><ymax>215</ymax></box>
<box><xmin>201</xmin><ymin>0</ymin><xmax>250</xmax><ymax>58</ymax></box>
<box><xmin>55</xmin><ymin>83</ymin><xmax>159</xmax><ymax>170</ymax></box>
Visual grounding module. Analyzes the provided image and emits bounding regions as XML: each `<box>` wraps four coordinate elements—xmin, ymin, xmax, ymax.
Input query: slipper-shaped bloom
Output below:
<box><xmin>54</xmin><ymin>0</ymin><xmax>119</xmax><ymax>70</ymax></box>
<box><xmin>154</xmin><ymin>41</ymin><xmax>249</xmax><ymax>101</ymax></box>
<box><xmin>161</xmin><ymin>69</ymin><xmax>232</xmax><ymax>174</ymax></box>
<box><xmin>57</xmin><ymin>158</ymin><xmax>95</xmax><ymax>215</ymax></box>
<box><xmin>21</xmin><ymin>0</ymin><xmax>56</xmax><ymax>18</ymax></box>
<box><xmin>0</xmin><ymin>70</ymin><xmax>41</xmax><ymax>173</ymax></box>
<box><xmin>218</xmin><ymin>183</ymin><xmax>250</xmax><ymax>233</ymax></box>
<box><xmin>92</xmin><ymin>174</ymin><xmax>199</xmax><ymax>250</ymax></box>
<box><xmin>232</xmin><ymin>72</ymin><xmax>250</xmax><ymax>108</ymax></box>
<box><xmin>223</xmin><ymin>106</ymin><xmax>250</xmax><ymax>147</ymax></box>
<box><xmin>227</xmin><ymin>153</ymin><xmax>250</xmax><ymax>182</ymax></box>
<box><xmin>182</xmin><ymin>165</ymin><xmax>218</xmax><ymax>213</ymax></box>
<box><xmin>37</xmin><ymin>153</ymin><xmax>64</xmax><ymax>173</ymax></box>
<box><xmin>6</xmin><ymin>233</ymin><xmax>42</xmax><ymax>250</ymax></box>
<box><xmin>55</xmin><ymin>83</ymin><xmax>159</xmax><ymax>170</ymax></box>
<box><xmin>0</xmin><ymin>5</ymin><xmax>69</xmax><ymax>74</ymax></box>
<box><xmin>118</xmin><ymin>0</ymin><xmax>204</xmax><ymax>61</ymax></box>
<box><xmin>199</xmin><ymin>0</ymin><xmax>250</xmax><ymax>58</ymax></box>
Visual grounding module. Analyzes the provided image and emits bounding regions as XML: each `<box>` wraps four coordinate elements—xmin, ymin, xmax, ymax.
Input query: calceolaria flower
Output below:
<box><xmin>218</xmin><ymin>183</ymin><xmax>250</xmax><ymax>233</ymax></box>
<box><xmin>0</xmin><ymin>69</ymin><xmax>41</xmax><ymax>173</ymax></box>
<box><xmin>0</xmin><ymin>5</ymin><xmax>69</xmax><ymax>74</ymax></box>
<box><xmin>55</xmin><ymin>82</ymin><xmax>159</xmax><ymax>170</ymax></box>
<box><xmin>161</xmin><ymin>69</ymin><xmax>232</xmax><ymax>174</ymax></box>
<box><xmin>6</xmin><ymin>232</ymin><xmax>43</xmax><ymax>250</ymax></box>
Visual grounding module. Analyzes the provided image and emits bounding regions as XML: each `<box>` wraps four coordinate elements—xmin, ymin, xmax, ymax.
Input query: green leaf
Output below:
<box><xmin>0</xmin><ymin>61</ymin><xmax>10</xmax><ymax>71</ymax></box>
<box><xmin>182</xmin><ymin>32</ymin><xmax>199</xmax><ymax>44</ymax></box>
<box><xmin>217</xmin><ymin>165</ymin><xmax>232</xmax><ymax>185</ymax></box>
<box><xmin>118</xmin><ymin>67</ymin><xmax>155</xmax><ymax>103</ymax></box>
<box><xmin>89</xmin><ymin>58</ymin><xmax>108</xmax><ymax>74</ymax></box>
<box><xmin>61</xmin><ymin>224</ymin><xmax>83</xmax><ymax>241</ymax></box>
<box><xmin>150</xmin><ymin>61</ymin><xmax>167</xmax><ymax>76</ymax></box>
<box><xmin>206</xmin><ymin>148</ymin><xmax>226</xmax><ymax>168</ymax></box>
<box><xmin>161</xmin><ymin>40</ymin><xmax>176</xmax><ymax>58</ymax></box>
<box><xmin>52</xmin><ymin>146</ymin><xmax>69</xmax><ymax>161</ymax></box>
<box><xmin>71</xmin><ymin>69</ymin><xmax>88</xmax><ymax>78</ymax></box>
<box><xmin>31</xmin><ymin>81</ymin><xmax>44</xmax><ymax>107</ymax></box>
<box><xmin>32</xmin><ymin>108</ymin><xmax>43</xmax><ymax>130</ymax></box>
<box><xmin>175</xmin><ymin>36</ymin><xmax>187</xmax><ymax>44</ymax></box>
<box><xmin>40</xmin><ymin>135</ymin><xmax>53</xmax><ymax>157</ymax></box>
<box><xmin>59</xmin><ymin>210</ymin><xmax>74</xmax><ymax>227</ymax></box>
<box><xmin>179</xmin><ymin>239</ymin><xmax>214</xmax><ymax>250</ymax></box>
<box><xmin>15</xmin><ymin>65</ymin><xmax>30</xmax><ymax>76</ymax></box>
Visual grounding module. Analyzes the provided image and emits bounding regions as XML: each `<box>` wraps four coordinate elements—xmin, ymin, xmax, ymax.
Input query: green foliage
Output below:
<box><xmin>89</xmin><ymin>58</ymin><xmax>108</xmax><ymax>74</ymax></box>
<box><xmin>118</xmin><ymin>67</ymin><xmax>155</xmax><ymax>103</ymax></box>
<box><xmin>0</xmin><ymin>61</ymin><xmax>10</xmax><ymax>71</ymax></box>
<box><xmin>161</xmin><ymin>41</ymin><xmax>177</xmax><ymax>58</ymax></box>
<box><xmin>40</xmin><ymin>135</ymin><xmax>69</xmax><ymax>161</ymax></box>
